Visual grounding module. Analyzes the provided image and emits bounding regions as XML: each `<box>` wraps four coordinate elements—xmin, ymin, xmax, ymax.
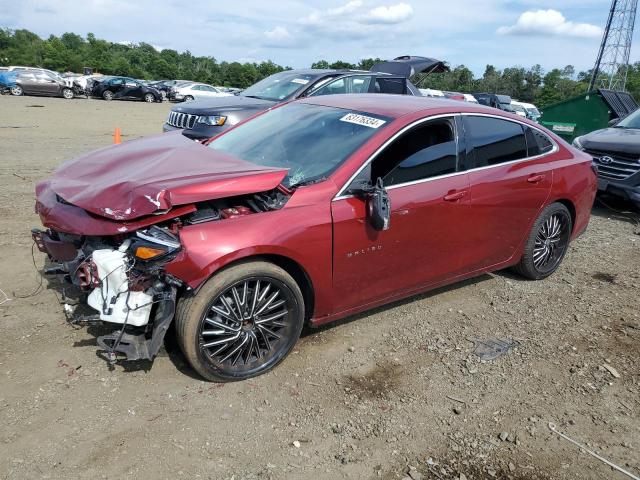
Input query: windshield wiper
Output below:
<box><xmin>288</xmin><ymin>177</ymin><xmax>328</xmax><ymax>189</ymax></box>
<box><xmin>242</xmin><ymin>94</ymin><xmax>266</xmax><ymax>100</ymax></box>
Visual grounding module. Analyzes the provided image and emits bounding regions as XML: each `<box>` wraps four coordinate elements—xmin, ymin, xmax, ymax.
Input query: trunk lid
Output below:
<box><xmin>48</xmin><ymin>131</ymin><xmax>287</xmax><ymax>221</ymax></box>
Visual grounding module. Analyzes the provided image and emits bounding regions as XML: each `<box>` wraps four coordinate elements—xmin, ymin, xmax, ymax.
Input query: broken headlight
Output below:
<box><xmin>131</xmin><ymin>226</ymin><xmax>181</xmax><ymax>262</ymax></box>
<box><xmin>197</xmin><ymin>115</ymin><xmax>227</xmax><ymax>126</ymax></box>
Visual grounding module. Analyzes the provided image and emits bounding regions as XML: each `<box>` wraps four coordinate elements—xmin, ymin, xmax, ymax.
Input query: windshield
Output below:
<box><xmin>240</xmin><ymin>71</ymin><xmax>317</xmax><ymax>101</ymax></box>
<box><xmin>511</xmin><ymin>104</ymin><xmax>525</xmax><ymax>113</ymax></box>
<box><xmin>615</xmin><ymin>108</ymin><xmax>640</xmax><ymax>129</ymax></box>
<box><xmin>208</xmin><ymin>103</ymin><xmax>391</xmax><ymax>187</ymax></box>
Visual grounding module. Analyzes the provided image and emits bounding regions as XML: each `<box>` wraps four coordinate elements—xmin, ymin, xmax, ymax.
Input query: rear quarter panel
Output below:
<box><xmin>548</xmin><ymin>146</ymin><xmax>597</xmax><ymax>239</ymax></box>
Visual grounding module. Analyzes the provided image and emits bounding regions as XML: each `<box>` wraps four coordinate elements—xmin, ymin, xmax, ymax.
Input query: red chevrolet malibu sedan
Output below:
<box><xmin>33</xmin><ymin>94</ymin><xmax>596</xmax><ymax>381</ymax></box>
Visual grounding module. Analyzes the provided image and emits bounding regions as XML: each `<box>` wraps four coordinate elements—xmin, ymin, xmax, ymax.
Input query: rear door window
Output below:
<box><xmin>375</xmin><ymin>77</ymin><xmax>407</xmax><ymax>95</ymax></box>
<box><xmin>463</xmin><ymin>116</ymin><xmax>527</xmax><ymax>169</ymax></box>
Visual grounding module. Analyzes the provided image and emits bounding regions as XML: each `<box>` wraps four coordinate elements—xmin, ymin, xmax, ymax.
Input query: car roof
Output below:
<box><xmin>297</xmin><ymin>93</ymin><xmax>504</xmax><ymax>119</ymax></box>
<box><xmin>286</xmin><ymin>68</ymin><xmax>378</xmax><ymax>77</ymax></box>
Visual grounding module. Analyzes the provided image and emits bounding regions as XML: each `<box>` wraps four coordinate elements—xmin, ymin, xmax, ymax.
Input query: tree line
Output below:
<box><xmin>2</xmin><ymin>28</ymin><xmax>639</xmax><ymax>109</ymax></box>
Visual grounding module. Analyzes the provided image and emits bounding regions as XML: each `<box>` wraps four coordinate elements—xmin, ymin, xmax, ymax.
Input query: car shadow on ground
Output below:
<box><xmin>301</xmin><ymin>273</ymin><xmax>495</xmax><ymax>338</ymax></box>
<box><xmin>39</xmin><ymin>258</ymin><xmax>497</xmax><ymax>380</ymax></box>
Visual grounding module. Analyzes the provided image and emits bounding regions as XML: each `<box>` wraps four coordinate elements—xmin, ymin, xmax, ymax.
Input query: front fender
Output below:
<box><xmin>163</xmin><ymin>203</ymin><xmax>334</xmax><ymax>317</ymax></box>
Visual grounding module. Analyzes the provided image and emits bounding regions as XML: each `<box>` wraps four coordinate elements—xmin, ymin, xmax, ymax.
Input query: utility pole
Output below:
<box><xmin>589</xmin><ymin>0</ymin><xmax>638</xmax><ymax>91</ymax></box>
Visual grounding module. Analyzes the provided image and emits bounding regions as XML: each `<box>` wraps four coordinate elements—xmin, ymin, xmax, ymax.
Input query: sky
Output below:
<box><xmin>1</xmin><ymin>0</ymin><xmax>637</xmax><ymax>76</ymax></box>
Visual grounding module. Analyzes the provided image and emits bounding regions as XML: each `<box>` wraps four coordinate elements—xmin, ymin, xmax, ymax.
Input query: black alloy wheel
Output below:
<box><xmin>176</xmin><ymin>261</ymin><xmax>304</xmax><ymax>381</ymax></box>
<box><xmin>515</xmin><ymin>202</ymin><xmax>572</xmax><ymax>279</ymax></box>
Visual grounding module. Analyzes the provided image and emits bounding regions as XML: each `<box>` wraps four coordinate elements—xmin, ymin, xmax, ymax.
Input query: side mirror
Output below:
<box><xmin>368</xmin><ymin>178</ymin><xmax>391</xmax><ymax>231</ymax></box>
<box><xmin>608</xmin><ymin>117</ymin><xmax>620</xmax><ymax>127</ymax></box>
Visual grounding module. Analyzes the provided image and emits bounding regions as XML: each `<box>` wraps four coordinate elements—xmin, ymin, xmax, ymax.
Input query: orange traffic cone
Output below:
<box><xmin>113</xmin><ymin>127</ymin><xmax>122</xmax><ymax>144</ymax></box>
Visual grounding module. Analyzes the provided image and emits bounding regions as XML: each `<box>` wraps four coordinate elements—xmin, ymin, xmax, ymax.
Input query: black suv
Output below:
<box><xmin>92</xmin><ymin>77</ymin><xmax>162</xmax><ymax>102</ymax></box>
<box><xmin>163</xmin><ymin>56</ymin><xmax>446</xmax><ymax>140</ymax></box>
<box><xmin>573</xmin><ymin>108</ymin><xmax>640</xmax><ymax>208</ymax></box>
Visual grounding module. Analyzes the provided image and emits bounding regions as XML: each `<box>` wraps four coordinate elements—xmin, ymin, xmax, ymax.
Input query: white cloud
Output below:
<box><xmin>263</xmin><ymin>26</ymin><xmax>299</xmax><ymax>48</ymax></box>
<box><xmin>364</xmin><ymin>3</ymin><xmax>413</xmax><ymax>24</ymax></box>
<box><xmin>497</xmin><ymin>9</ymin><xmax>602</xmax><ymax>38</ymax></box>
<box><xmin>327</xmin><ymin>1</ymin><xmax>363</xmax><ymax>16</ymax></box>
<box><xmin>264</xmin><ymin>26</ymin><xmax>291</xmax><ymax>42</ymax></box>
<box><xmin>301</xmin><ymin>1</ymin><xmax>414</xmax><ymax>40</ymax></box>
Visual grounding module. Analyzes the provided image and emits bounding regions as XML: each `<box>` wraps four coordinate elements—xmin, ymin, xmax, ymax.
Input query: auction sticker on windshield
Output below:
<box><xmin>291</xmin><ymin>78</ymin><xmax>310</xmax><ymax>85</ymax></box>
<box><xmin>340</xmin><ymin>113</ymin><xmax>386</xmax><ymax>129</ymax></box>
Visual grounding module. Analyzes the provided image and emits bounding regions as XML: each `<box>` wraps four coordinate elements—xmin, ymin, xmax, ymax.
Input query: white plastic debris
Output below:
<box><xmin>0</xmin><ymin>288</ymin><xmax>11</xmax><ymax>306</ymax></box>
<box><xmin>87</xmin><ymin>249</ymin><xmax>152</xmax><ymax>326</ymax></box>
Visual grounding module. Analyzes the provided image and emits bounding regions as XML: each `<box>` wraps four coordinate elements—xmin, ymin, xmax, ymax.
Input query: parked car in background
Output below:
<box><xmin>474</xmin><ymin>93</ymin><xmax>515</xmax><ymax>113</ymax></box>
<box><xmin>419</xmin><ymin>88</ymin><xmax>445</xmax><ymax>97</ymax></box>
<box><xmin>163</xmin><ymin>55</ymin><xmax>446</xmax><ymax>140</ymax></box>
<box><xmin>573</xmin><ymin>107</ymin><xmax>640</xmax><ymax>208</ymax></box>
<box><xmin>10</xmin><ymin>70</ymin><xmax>76</xmax><ymax>99</ymax></box>
<box><xmin>0</xmin><ymin>71</ymin><xmax>19</xmax><ymax>94</ymax></box>
<box><xmin>165</xmin><ymin>69</ymin><xmax>422</xmax><ymax>139</ymax></box>
<box><xmin>33</xmin><ymin>94</ymin><xmax>595</xmax><ymax>381</ymax></box>
<box><xmin>169</xmin><ymin>82</ymin><xmax>233</xmax><ymax>102</ymax></box>
<box><xmin>148</xmin><ymin>80</ymin><xmax>192</xmax><ymax>100</ymax></box>
<box><xmin>91</xmin><ymin>76</ymin><xmax>162</xmax><ymax>102</ymax></box>
<box><xmin>520</xmin><ymin>102</ymin><xmax>542</xmax><ymax>122</ymax></box>
<box><xmin>511</xmin><ymin>101</ymin><xmax>528</xmax><ymax>118</ymax></box>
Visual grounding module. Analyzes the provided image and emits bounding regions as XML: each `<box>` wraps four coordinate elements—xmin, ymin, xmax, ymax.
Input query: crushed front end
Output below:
<box><xmin>32</xmin><ymin>175</ymin><xmax>291</xmax><ymax>366</ymax></box>
<box><xmin>32</xmin><ymin>224</ymin><xmax>182</xmax><ymax>364</ymax></box>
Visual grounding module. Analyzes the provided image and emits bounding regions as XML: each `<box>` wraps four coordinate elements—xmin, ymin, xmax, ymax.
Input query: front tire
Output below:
<box><xmin>176</xmin><ymin>261</ymin><xmax>305</xmax><ymax>382</ymax></box>
<box><xmin>10</xmin><ymin>85</ymin><xmax>23</xmax><ymax>96</ymax></box>
<box><xmin>62</xmin><ymin>88</ymin><xmax>74</xmax><ymax>99</ymax></box>
<box><xmin>514</xmin><ymin>202</ymin><xmax>572</xmax><ymax>280</ymax></box>
<box><xmin>102</xmin><ymin>90</ymin><xmax>114</xmax><ymax>101</ymax></box>
<box><xmin>143</xmin><ymin>93</ymin><xmax>155</xmax><ymax>103</ymax></box>
<box><xmin>183</xmin><ymin>95</ymin><xmax>194</xmax><ymax>102</ymax></box>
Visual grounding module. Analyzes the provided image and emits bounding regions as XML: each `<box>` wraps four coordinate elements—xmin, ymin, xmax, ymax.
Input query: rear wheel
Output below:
<box><xmin>176</xmin><ymin>261</ymin><xmax>305</xmax><ymax>382</ymax></box>
<box><xmin>10</xmin><ymin>85</ymin><xmax>23</xmax><ymax>96</ymax></box>
<box><xmin>102</xmin><ymin>90</ymin><xmax>114</xmax><ymax>101</ymax></box>
<box><xmin>143</xmin><ymin>93</ymin><xmax>155</xmax><ymax>103</ymax></box>
<box><xmin>62</xmin><ymin>88</ymin><xmax>74</xmax><ymax>99</ymax></box>
<box><xmin>514</xmin><ymin>202</ymin><xmax>572</xmax><ymax>280</ymax></box>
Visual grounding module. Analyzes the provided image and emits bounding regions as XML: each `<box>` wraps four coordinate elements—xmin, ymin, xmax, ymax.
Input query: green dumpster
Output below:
<box><xmin>539</xmin><ymin>89</ymin><xmax>637</xmax><ymax>143</ymax></box>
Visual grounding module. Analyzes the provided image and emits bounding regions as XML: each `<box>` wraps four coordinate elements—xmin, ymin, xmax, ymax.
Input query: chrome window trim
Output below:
<box><xmin>333</xmin><ymin>112</ymin><xmax>559</xmax><ymax>201</ymax></box>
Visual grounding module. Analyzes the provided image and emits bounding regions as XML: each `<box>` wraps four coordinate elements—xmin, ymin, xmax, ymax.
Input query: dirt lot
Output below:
<box><xmin>0</xmin><ymin>95</ymin><xmax>638</xmax><ymax>480</ymax></box>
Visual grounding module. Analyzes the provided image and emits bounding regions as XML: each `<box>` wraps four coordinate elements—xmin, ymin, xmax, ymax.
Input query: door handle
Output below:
<box><xmin>527</xmin><ymin>174</ymin><xmax>545</xmax><ymax>183</ymax></box>
<box><xmin>443</xmin><ymin>190</ymin><xmax>466</xmax><ymax>202</ymax></box>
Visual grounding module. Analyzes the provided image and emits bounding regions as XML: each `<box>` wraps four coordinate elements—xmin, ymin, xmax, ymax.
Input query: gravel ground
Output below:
<box><xmin>0</xmin><ymin>95</ymin><xmax>638</xmax><ymax>480</ymax></box>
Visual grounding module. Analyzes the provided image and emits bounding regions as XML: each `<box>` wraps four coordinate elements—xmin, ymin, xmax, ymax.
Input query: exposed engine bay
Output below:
<box><xmin>32</xmin><ymin>187</ymin><xmax>290</xmax><ymax>365</ymax></box>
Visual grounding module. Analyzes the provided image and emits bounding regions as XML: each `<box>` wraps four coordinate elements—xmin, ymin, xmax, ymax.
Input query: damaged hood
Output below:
<box><xmin>46</xmin><ymin>131</ymin><xmax>287</xmax><ymax>221</ymax></box>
